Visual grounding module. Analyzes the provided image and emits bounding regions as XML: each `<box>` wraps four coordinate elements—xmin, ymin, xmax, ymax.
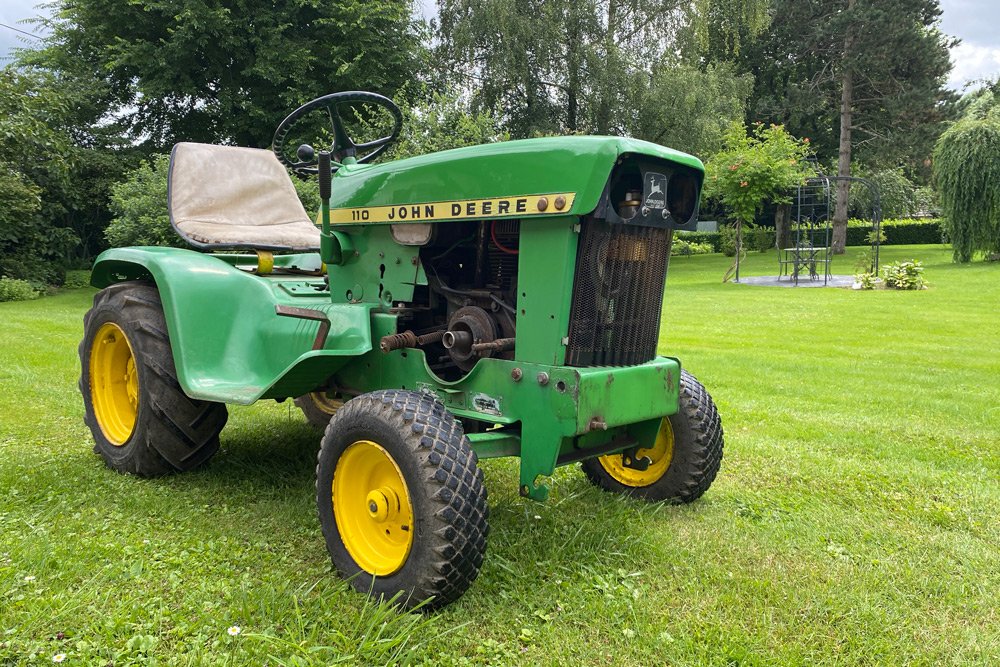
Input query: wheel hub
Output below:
<box><xmin>365</xmin><ymin>486</ymin><xmax>400</xmax><ymax>523</ymax></box>
<box><xmin>598</xmin><ymin>417</ymin><xmax>674</xmax><ymax>487</ymax></box>
<box><xmin>332</xmin><ymin>440</ymin><xmax>414</xmax><ymax>576</ymax></box>
<box><xmin>89</xmin><ymin>322</ymin><xmax>139</xmax><ymax>446</ymax></box>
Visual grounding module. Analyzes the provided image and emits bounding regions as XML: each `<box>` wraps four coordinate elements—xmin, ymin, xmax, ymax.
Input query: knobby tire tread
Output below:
<box><xmin>79</xmin><ymin>282</ymin><xmax>227</xmax><ymax>476</ymax></box>
<box><xmin>582</xmin><ymin>369</ymin><xmax>723</xmax><ymax>503</ymax></box>
<box><xmin>316</xmin><ymin>390</ymin><xmax>489</xmax><ymax>610</ymax></box>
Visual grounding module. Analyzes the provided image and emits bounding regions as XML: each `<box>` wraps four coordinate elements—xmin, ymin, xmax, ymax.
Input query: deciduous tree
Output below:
<box><xmin>933</xmin><ymin>85</ymin><xmax>1000</xmax><ymax>262</ymax></box>
<box><xmin>435</xmin><ymin>0</ymin><xmax>766</xmax><ymax>154</ymax></box>
<box><xmin>29</xmin><ymin>0</ymin><xmax>426</xmax><ymax>149</ymax></box>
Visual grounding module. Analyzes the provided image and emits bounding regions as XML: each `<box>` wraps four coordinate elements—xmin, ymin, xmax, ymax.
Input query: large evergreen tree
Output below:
<box><xmin>719</xmin><ymin>0</ymin><xmax>954</xmax><ymax>252</ymax></box>
<box><xmin>28</xmin><ymin>0</ymin><xmax>426</xmax><ymax>149</ymax></box>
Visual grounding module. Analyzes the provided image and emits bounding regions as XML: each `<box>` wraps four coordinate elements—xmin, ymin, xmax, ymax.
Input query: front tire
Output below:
<box><xmin>316</xmin><ymin>390</ymin><xmax>489</xmax><ymax>610</ymax></box>
<box><xmin>79</xmin><ymin>282</ymin><xmax>228</xmax><ymax>476</ymax></box>
<box><xmin>582</xmin><ymin>370</ymin><xmax>723</xmax><ymax>503</ymax></box>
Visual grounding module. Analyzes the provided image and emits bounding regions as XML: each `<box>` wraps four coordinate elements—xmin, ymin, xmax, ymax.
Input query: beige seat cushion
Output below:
<box><xmin>168</xmin><ymin>142</ymin><xmax>321</xmax><ymax>251</ymax></box>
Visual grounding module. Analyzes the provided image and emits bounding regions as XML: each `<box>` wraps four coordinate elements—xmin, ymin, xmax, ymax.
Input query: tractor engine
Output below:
<box><xmin>382</xmin><ymin>219</ymin><xmax>520</xmax><ymax>380</ymax></box>
<box><xmin>375</xmin><ymin>152</ymin><xmax>700</xmax><ymax>380</ymax></box>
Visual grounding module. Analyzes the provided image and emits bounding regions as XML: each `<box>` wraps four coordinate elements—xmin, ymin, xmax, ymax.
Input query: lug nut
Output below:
<box><xmin>537</xmin><ymin>372</ymin><xmax>549</xmax><ymax>386</ymax></box>
<box><xmin>511</xmin><ymin>368</ymin><xmax>523</xmax><ymax>382</ymax></box>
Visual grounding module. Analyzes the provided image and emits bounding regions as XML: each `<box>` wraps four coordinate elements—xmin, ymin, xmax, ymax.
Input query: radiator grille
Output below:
<box><xmin>565</xmin><ymin>221</ymin><xmax>670</xmax><ymax>366</ymax></box>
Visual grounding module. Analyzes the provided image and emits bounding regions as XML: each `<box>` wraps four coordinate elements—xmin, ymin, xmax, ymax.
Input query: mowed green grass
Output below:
<box><xmin>1</xmin><ymin>245</ymin><xmax>997</xmax><ymax>666</ymax></box>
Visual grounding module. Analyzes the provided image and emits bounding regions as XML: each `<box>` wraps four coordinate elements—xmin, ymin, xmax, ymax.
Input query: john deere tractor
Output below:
<box><xmin>79</xmin><ymin>91</ymin><xmax>723</xmax><ymax>609</ymax></box>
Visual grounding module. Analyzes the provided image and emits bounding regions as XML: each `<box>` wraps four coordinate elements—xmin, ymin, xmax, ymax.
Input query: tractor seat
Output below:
<box><xmin>167</xmin><ymin>142</ymin><xmax>321</xmax><ymax>251</ymax></box>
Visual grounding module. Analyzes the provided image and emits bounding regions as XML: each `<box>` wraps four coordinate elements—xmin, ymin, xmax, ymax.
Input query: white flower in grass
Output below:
<box><xmin>52</xmin><ymin>654</ymin><xmax>66</xmax><ymax>663</ymax></box>
<box><xmin>227</xmin><ymin>626</ymin><xmax>242</xmax><ymax>636</ymax></box>
<box><xmin>24</xmin><ymin>575</ymin><xmax>36</xmax><ymax>582</ymax></box>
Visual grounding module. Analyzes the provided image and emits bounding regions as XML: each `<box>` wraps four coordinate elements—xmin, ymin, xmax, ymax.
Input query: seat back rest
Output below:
<box><xmin>168</xmin><ymin>142</ymin><xmax>321</xmax><ymax>251</ymax></box>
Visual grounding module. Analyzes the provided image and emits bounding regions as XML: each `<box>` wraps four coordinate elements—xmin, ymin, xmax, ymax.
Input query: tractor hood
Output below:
<box><xmin>327</xmin><ymin>136</ymin><xmax>703</xmax><ymax>225</ymax></box>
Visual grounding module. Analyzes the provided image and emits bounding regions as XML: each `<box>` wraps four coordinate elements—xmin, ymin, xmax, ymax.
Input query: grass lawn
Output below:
<box><xmin>1</xmin><ymin>244</ymin><xmax>997</xmax><ymax>665</ymax></box>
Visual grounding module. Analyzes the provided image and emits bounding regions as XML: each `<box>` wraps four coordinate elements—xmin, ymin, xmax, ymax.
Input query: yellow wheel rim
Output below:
<box><xmin>333</xmin><ymin>440</ymin><xmax>414</xmax><ymax>576</ymax></box>
<box><xmin>310</xmin><ymin>391</ymin><xmax>344</xmax><ymax>415</ymax></box>
<box><xmin>89</xmin><ymin>322</ymin><xmax>139</xmax><ymax>446</ymax></box>
<box><xmin>598</xmin><ymin>417</ymin><xmax>674</xmax><ymax>487</ymax></box>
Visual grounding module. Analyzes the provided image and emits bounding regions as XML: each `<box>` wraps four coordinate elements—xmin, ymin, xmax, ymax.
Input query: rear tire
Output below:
<box><xmin>294</xmin><ymin>391</ymin><xmax>344</xmax><ymax>428</ymax></box>
<box><xmin>316</xmin><ymin>390</ymin><xmax>489</xmax><ymax>610</ymax></box>
<box><xmin>79</xmin><ymin>282</ymin><xmax>228</xmax><ymax>476</ymax></box>
<box><xmin>582</xmin><ymin>370</ymin><xmax>723</xmax><ymax>503</ymax></box>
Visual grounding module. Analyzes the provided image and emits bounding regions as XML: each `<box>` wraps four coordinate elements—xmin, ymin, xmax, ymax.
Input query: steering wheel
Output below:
<box><xmin>272</xmin><ymin>91</ymin><xmax>402</xmax><ymax>175</ymax></box>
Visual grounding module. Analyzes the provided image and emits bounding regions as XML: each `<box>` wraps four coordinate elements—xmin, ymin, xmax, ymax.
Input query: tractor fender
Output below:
<box><xmin>90</xmin><ymin>246</ymin><xmax>374</xmax><ymax>404</ymax></box>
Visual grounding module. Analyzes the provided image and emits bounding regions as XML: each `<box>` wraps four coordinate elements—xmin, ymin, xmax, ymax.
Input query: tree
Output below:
<box><xmin>29</xmin><ymin>0</ymin><xmax>426</xmax><ymax>150</ymax></box>
<box><xmin>0</xmin><ymin>66</ymin><xmax>88</xmax><ymax>283</ymax></box>
<box><xmin>105</xmin><ymin>155</ymin><xmax>320</xmax><ymax>248</ymax></box>
<box><xmin>435</xmin><ymin>0</ymin><xmax>766</xmax><ymax>153</ymax></box>
<box><xmin>703</xmin><ymin>122</ymin><xmax>810</xmax><ymax>280</ymax></box>
<box><xmin>377</xmin><ymin>85</ymin><xmax>510</xmax><ymax>160</ymax></box>
<box><xmin>718</xmin><ymin>0</ymin><xmax>954</xmax><ymax>253</ymax></box>
<box><xmin>933</xmin><ymin>85</ymin><xmax>1000</xmax><ymax>262</ymax></box>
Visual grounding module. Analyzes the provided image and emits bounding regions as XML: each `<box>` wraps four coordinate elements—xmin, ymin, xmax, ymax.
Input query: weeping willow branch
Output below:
<box><xmin>933</xmin><ymin>109</ymin><xmax>1000</xmax><ymax>262</ymax></box>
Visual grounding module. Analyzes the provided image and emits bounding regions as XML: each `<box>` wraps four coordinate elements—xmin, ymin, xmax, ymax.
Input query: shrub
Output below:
<box><xmin>852</xmin><ymin>271</ymin><xmax>880</xmax><ymax>290</ymax></box>
<box><xmin>679</xmin><ymin>218</ymin><xmax>943</xmax><ymax>253</ymax></box>
<box><xmin>882</xmin><ymin>260</ymin><xmax>926</xmax><ymax>290</ymax></box>
<box><xmin>105</xmin><ymin>155</ymin><xmax>182</xmax><ymax>248</ymax></box>
<box><xmin>63</xmin><ymin>270</ymin><xmax>92</xmax><ymax>289</ymax></box>
<box><xmin>719</xmin><ymin>225</ymin><xmax>738</xmax><ymax>256</ymax></box>
<box><xmin>675</xmin><ymin>231</ymin><xmax>722</xmax><ymax>252</ymax></box>
<box><xmin>849</xmin><ymin>167</ymin><xmax>918</xmax><ymax>219</ymax></box>
<box><xmin>106</xmin><ymin>155</ymin><xmax>323</xmax><ymax>248</ymax></box>
<box><xmin>0</xmin><ymin>277</ymin><xmax>41</xmax><ymax>302</ymax></box>
<box><xmin>748</xmin><ymin>224</ymin><xmax>774</xmax><ymax>252</ymax></box>
<box><xmin>865</xmin><ymin>229</ymin><xmax>887</xmax><ymax>245</ymax></box>
<box><xmin>671</xmin><ymin>239</ymin><xmax>714</xmax><ymax>256</ymax></box>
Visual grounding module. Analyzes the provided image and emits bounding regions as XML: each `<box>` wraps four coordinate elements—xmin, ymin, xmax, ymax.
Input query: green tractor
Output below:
<box><xmin>79</xmin><ymin>91</ymin><xmax>723</xmax><ymax>610</ymax></box>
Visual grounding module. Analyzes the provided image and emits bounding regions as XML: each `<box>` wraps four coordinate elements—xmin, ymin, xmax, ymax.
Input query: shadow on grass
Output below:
<box><xmin>115</xmin><ymin>404</ymin><xmax>668</xmax><ymax>625</ymax></box>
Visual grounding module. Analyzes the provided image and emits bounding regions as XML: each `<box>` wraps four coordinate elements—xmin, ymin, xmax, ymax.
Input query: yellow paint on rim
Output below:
<box><xmin>310</xmin><ymin>391</ymin><xmax>344</xmax><ymax>416</ymax></box>
<box><xmin>598</xmin><ymin>417</ymin><xmax>674</xmax><ymax>487</ymax></box>
<box><xmin>333</xmin><ymin>440</ymin><xmax>414</xmax><ymax>576</ymax></box>
<box><xmin>89</xmin><ymin>322</ymin><xmax>139</xmax><ymax>446</ymax></box>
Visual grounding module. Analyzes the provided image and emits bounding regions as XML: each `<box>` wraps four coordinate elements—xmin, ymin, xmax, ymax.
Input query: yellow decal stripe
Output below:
<box><xmin>329</xmin><ymin>193</ymin><xmax>576</xmax><ymax>224</ymax></box>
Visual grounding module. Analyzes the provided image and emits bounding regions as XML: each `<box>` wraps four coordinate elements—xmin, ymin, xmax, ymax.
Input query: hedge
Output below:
<box><xmin>677</xmin><ymin>218</ymin><xmax>943</xmax><ymax>252</ymax></box>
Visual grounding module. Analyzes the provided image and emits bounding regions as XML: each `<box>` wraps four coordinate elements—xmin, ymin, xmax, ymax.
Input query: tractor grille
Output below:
<box><xmin>565</xmin><ymin>221</ymin><xmax>670</xmax><ymax>366</ymax></box>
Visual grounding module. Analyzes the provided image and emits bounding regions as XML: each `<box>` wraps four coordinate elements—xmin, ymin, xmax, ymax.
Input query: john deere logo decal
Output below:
<box><xmin>329</xmin><ymin>193</ymin><xmax>576</xmax><ymax>224</ymax></box>
<box><xmin>644</xmin><ymin>172</ymin><xmax>667</xmax><ymax>210</ymax></box>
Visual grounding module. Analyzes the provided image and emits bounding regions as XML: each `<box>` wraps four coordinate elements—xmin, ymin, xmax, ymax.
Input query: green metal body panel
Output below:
<box><xmin>322</xmin><ymin>225</ymin><xmax>426</xmax><ymax>305</ymax></box>
<box><xmin>327</xmin><ymin>136</ymin><xmax>704</xmax><ymax>224</ymax></box>
<box><xmin>331</xmin><ymin>309</ymin><xmax>680</xmax><ymax>499</ymax></box>
<box><xmin>513</xmin><ymin>217</ymin><xmax>579</xmax><ymax>365</ymax></box>
<box><xmin>89</xmin><ymin>136</ymin><xmax>703</xmax><ymax>500</ymax></box>
<box><xmin>90</xmin><ymin>247</ymin><xmax>373</xmax><ymax>404</ymax></box>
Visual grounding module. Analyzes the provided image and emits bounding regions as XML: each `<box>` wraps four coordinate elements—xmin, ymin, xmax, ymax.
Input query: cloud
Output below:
<box><xmin>948</xmin><ymin>42</ymin><xmax>1000</xmax><ymax>90</ymax></box>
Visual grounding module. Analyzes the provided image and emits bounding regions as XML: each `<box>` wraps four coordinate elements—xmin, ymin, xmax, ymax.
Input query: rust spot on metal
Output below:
<box><xmin>605</xmin><ymin>373</ymin><xmax>615</xmax><ymax>387</ymax></box>
<box><xmin>588</xmin><ymin>417</ymin><xmax>607</xmax><ymax>432</ymax></box>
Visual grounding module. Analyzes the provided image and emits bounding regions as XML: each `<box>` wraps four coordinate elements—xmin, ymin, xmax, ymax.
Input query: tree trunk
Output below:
<box><xmin>775</xmin><ymin>203</ymin><xmax>792</xmax><ymax>249</ymax></box>
<box><xmin>596</xmin><ymin>1</ymin><xmax>617</xmax><ymax>134</ymax></box>
<box><xmin>567</xmin><ymin>18</ymin><xmax>580</xmax><ymax>132</ymax></box>
<box><xmin>832</xmin><ymin>0</ymin><xmax>856</xmax><ymax>254</ymax></box>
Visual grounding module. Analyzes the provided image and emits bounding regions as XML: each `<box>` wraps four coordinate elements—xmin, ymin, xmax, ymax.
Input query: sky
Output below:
<box><xmin>2</xmin><ymin>0</ymin><xmax>998</xmax><ymax>91</ymax></box>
